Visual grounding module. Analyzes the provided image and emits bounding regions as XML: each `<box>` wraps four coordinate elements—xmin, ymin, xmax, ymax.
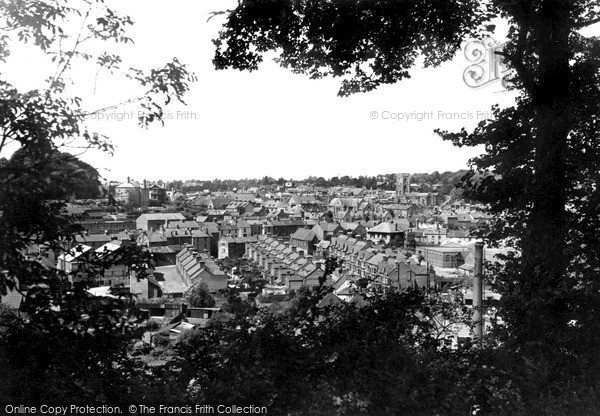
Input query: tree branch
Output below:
<box><xmin>574</xmin><ymin>16</ymin><xmax>600</xmax><ymax>28</ymax></box>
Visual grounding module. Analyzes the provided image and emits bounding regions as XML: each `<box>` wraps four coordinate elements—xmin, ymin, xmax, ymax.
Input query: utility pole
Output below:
<box><xmin>473</xmin><ymin>242</ymin><xmax>484</xmax><ymax>346</ymax></box>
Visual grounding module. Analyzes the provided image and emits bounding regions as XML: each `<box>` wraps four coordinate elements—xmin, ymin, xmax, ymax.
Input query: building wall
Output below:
<box><xmin>116</xmin><ymin>186</ymin><xmax>141</xmax><ymax>206</ymax></box>
<box><xmin>197</xmin><ymin>270</ymin><xmax>227</xmax><ymax>293</ymax></box>
<box><xmin>192</xmin><ymin>236</ymin><xmax>211</xmax><ymax>254</ymax></box>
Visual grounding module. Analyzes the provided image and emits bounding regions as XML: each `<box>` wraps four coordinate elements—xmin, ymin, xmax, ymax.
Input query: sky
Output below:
<box><xmin>2</xmin><ymin>1</ymin><xmax>527</xmax><ymax>182</ymax></box>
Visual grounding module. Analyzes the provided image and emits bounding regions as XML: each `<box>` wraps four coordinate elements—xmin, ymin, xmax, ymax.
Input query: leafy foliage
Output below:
<box><xmin>213</xmin><ymin>0</ymin><xmax>493</xmax><ymax>96</ymax></box>
<box><xmin>187</xmin><ymin>283</ymin><xmax>216</xmax><ymax>308</ymax></box>
<box><xmin>209</xmin><ymin>0</ymin><xmax>600</xmax><ymax>413</ymax></box>
<box><xmin>0</xmin><ymin>0</ymin><xmax>194</xmax><ymax>403</ymax></box>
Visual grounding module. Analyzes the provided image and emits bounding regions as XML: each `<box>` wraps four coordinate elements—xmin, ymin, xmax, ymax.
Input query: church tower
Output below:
<box><xmin>395</xmin><ymin>173</ymin><xmax>411</xmax><ymax>202</ymax></box>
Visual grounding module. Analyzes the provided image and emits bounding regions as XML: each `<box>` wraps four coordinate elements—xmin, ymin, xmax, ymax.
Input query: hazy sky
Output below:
<box><xmin>2</xmin><ymin>1</ymin><xmax>552</xmax><ymax>182</ymax></box>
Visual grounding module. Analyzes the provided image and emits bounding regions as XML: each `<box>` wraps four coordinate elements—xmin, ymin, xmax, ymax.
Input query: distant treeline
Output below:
<box><xmin>163</xmin><ymin>170</ymin><xmax>469</xmax><ymax>195</ymax></box>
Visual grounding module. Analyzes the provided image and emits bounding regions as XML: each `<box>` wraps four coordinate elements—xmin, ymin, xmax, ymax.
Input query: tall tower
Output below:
<box><xmin>396</xmin><ymin>173</ymin><xmax>411</xmax><ymax>202</ymax></box>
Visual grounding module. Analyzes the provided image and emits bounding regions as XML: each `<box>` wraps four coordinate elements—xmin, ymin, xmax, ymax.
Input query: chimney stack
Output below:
<box><xmin>473</xmin><ymin>242</ymin><xmax>484</xmax><ymax>346</ymax></box>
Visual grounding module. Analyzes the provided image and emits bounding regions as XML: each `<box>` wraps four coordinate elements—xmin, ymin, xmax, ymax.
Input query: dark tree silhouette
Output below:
<box><xmin>211</xmin><ymin>0</ymin><xmax>600</xmax><ymax>358</ymax></box>
<box><xmin>187</xmin><ymin>283</ymin><xmax>216</xmax><ymax>308</ymax></box>
<box><xmin>0</xmin><ymin>0</ymin><xmax>194</xmax><ymax>402</ymax></box>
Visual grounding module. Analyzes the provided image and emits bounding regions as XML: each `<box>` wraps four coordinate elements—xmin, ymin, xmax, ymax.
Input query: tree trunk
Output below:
<box><xmin>519</xmin><ymin>0</ymin><xmax>572</xmax><ymax>336</ymax></box>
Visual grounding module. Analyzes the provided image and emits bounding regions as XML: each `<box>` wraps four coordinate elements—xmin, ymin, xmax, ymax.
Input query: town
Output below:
<box><xmin>2</xmin><ymin>171</ymin><xmax>501</xmax><ymax>348</ymax></box>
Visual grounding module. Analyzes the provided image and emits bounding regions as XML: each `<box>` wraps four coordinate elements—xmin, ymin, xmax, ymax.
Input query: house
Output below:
<box><xmin>136</xmin><ymin>213</ymin><xmax>186</xmax><ymax>232</ymax></box>
<box><xmin>289</xmin><ymin>229</ymin><xmax>319</xmax><ymax>255</ymax></box>
<box><xmin>339</xmin><ymin>222</ymin><xmax>367</xmax><ymax>238</ymax></box>
<box><xmin>74</xmin><ymin>233</ymin><xmax>112</xmax><ymax>249</ymax></box>
<box><xmin>266</xmin><ymin>209</ymin><xmax>289</xmax><ymax>222</ymax></box>
<box><xmin>219</xmin><ymin>223</ymin><xmax>239</xmax><ymax>238</ymax></box>
<box><xmin>296</xmin><ymin>263</ymin><xmax>328</xmax><ymax>288</ymax></box>
<box><xmin>115</xmin><ymin>180</ymin><xmax>141</xmax><ymax>206</ymax></box>
<box><xmin>176</xmin><ymin>247</ymin><xmax>227</xmax><ymax>293</ymax></box>
<box><xmin>404</xmin><ymin>192</ymin><xmax>437</xmax><ymax>206</ymax></box>
<box><xmin>129</xmin><ymin>273</ymin><xmax>162</xmax><ymax>299</ymax></box>
<box><xmin>190</xmin><ymin>229</ymin><xmax>211</xmax><ymax>254</ymax></box>
<box><xmin>193</xmin><ymin>196</ymin><xmax>233</xmax><ymax>211</ymax></box>
<box><xmin>266</xmin><ymin>219</ymin><xmax>306</xmax><ymax>237</ymax></box>
<box><xmin>141</xmin><ymin>182</ymin><xmax>167</xmax><ymax>206</ymax></box>
<box><xmin>381</xmin><ymin>203</ymin><xmax>418</xmax><ymax>218</ymax></box>
<box><xmin>242</xmin><ymin>206</ymin><xmax>268</xmax><ymax>218</ymax></box>
<box><xmin>144</xmin><ymin>246</ymin><xmax>177</xmax><ymax>266</ymax></box>
<box><xmin>162</xmin><ymin>227</ymin><xmax>194</xmax><ymax>247</ymax></box>
<box><xmin>366</xmin><ymin>221</ymin><xmax>405</xmax><ymax>244</ymax></box>
<box><xmin>236</xmin><ymin>220</ymin><xmax>252</xmax><ymax>237</ymax></box>
<box><xmin>416</xmin><ymin>242</ymin><xmax>471</xmax><ymax>269</ymax></box>
<box><xmin>288</xmin><ymin>195</ymin><xmax>326</xmax><ymax>213</ymax></box>
<box><xmin>218</xmin><ymin>236</ymin><xmax>258</xmax><ymax>259</ymax></box>
<box><xmin>152</xmin><ymin>265</ymin><xmax>188</xmax><ymax>297</ymax></box>
<box><xmin>225</xmin><ymin>201</ymin><xmax>255</xmax><ymax>215</ymax></box>
<box><xmin>312</xmin><ymin>221</ymin><xmax>344</xmax><ymax>241</ymax></box>
<box><xmin>246</xmin><ymin>219</ymin><xmax>267</xmax><ymax>236</ymax></box>
<box><xmin>56</xmin><ymin>244</ymin><xmax>93</xmax><ymax>281</ymax></box>
<box><xmin>333</xmin><ymin>209</ymin><xmax>354</xmax><ymax>222</ymax></box>
<box><xmin>386</xmin><ymin>261</ymin><xmax>432</xmax><ymax>290</ymax></box>
<box><xmin>329</xmin><ymin>198</ymin><xmax>361</xmax><ymax>215</ymax></box>
<box><xmin>423</xmin><ymin>226</ymin><xmax>448</xmax><ymax>245</ymax></box>
<box><xmin>201</xmin><ymin>222</ymin><xmax>220</xmax><ymax>257</ymax></box>
<box><xmin>137</xmin><ymin>231</ymin><xmax>168</xmax><ymax>247</ymax></box>
<box><xmin>94</xmin><ymin>242</ymin><xmax>130</xmax><ymax>287</ymax></box>
<box><xmin>57</xmin><ymin>242</ymin><xmax>131</xmax><ymax>288</ymax></box>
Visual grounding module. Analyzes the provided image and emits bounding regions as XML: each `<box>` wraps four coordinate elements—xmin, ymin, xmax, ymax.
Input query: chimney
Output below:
<box><xmin>473</xmin><ymin>242</ymin><xmax>484</xmax><ymax>346</ymax></box>
<box><xmin>143</xmin><ymin>179</ymin><xmax>147</xmax><ymax>189</ymax></box>
<box><xmin>298</xmin><ymin>250</ymin><xmax>305</xmax><ymax>258</ymax></box>
<box><xmin>291</xmin><ymin>246</ymin><xmax>297</xmax><ymax>253</ymax></box>
<box><xmin>127</xmin><ymin>176</ymin><xmax>130</xmax><ymax>184</ymax></box>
